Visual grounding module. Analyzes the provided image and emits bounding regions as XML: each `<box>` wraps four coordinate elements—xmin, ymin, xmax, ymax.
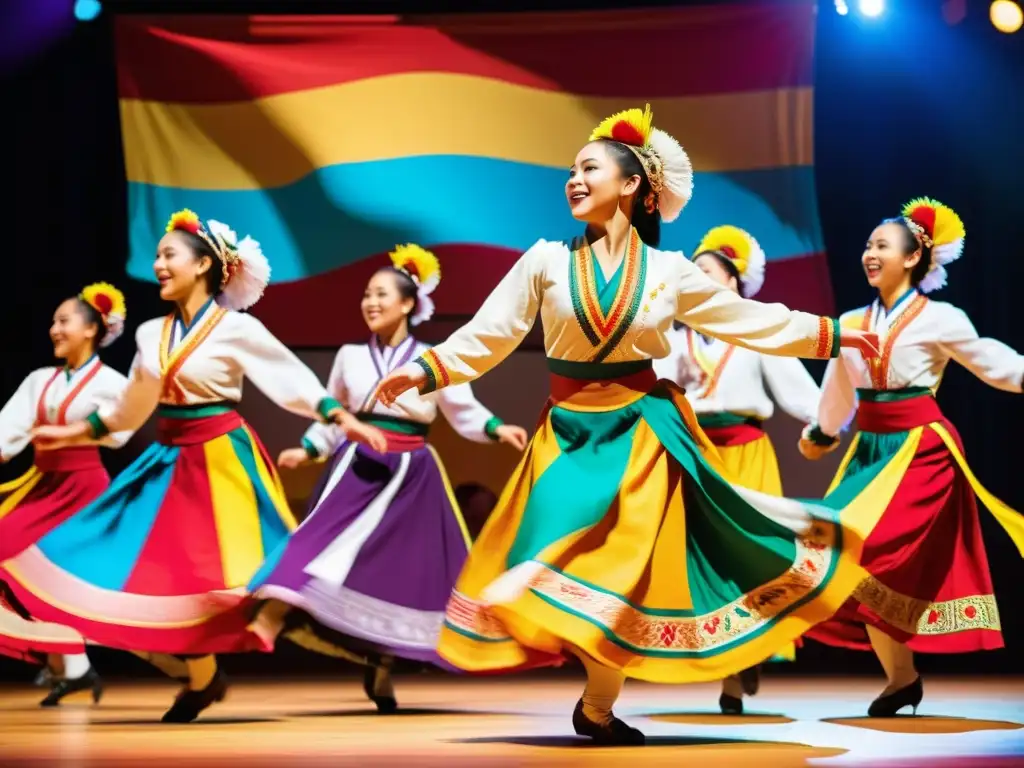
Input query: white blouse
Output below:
<box><xmin>413</xmin><ymin>234</ymin><xmax>839</xmax><ymax>390</ymax></box>
<box><xmin>816</xmin><ymin>289</ymin><xmax>1024</xmax><ymax>437</ymax></box>
<box><xmin>0</xmin><ymin>356</ymin><xmax>132</xmax><ymax>461</ymax></box>
<box><xmin>302</xmin><ymin>336</ymin><xmax>503</xmax><ymax>458</ymax></box>
<box><xmin>660</xmin><ymin>327</ymin><xmax>820</xmax><ymax>423</ymax></box>
<box><xmin>94</xmin><ymin>300</ymin><xmax>337</xmax><ymax>435</ymax></box>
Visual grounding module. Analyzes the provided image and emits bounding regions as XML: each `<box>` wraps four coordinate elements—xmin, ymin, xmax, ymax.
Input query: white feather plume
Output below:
<box><xmin>649</xmin><ymin>128</ymin><xmax>694</xmax><ymax>223</ymax></box>
<box><xmin>917</xmin><ymin>238</ymin><xmax>964</xmax><ymax>294</ymax></box>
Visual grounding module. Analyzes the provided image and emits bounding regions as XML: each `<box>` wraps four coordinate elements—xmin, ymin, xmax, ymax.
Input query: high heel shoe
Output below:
<box><xmin>572</xmin><ymin>699</ymin><xmax>646</xmax><ymax>746</ymax></box>
<box><xmin>868</xmin><ymin>677</ymin><xmax>923</xmax><ymax>717</ymax></box>
<box><xmin>161</xmin><ymin>671</ymin><xmax>229</xmax><ymax>723</ymax></box>
<box><xmin>40</xmin><ymin>669</ymin><xmax>103</xmax><ymax>707</ymax></box>
<box><xmin>362</xmin><ymin>659</ymin><xmax>398</xmax><ymax>714</ymax></box>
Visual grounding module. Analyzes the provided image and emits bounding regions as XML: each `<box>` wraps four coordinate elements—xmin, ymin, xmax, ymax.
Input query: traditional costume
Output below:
<box><xmin>665</xmin><ymin>226</ymin><xmax>822</xmax><ymax>712</ymax></box>
<box><xmin>408</xmin><ymin>105</ymin><xmax>887</xmax><ymax>744</ymax></box>
<box><xmin>250</xmin><ymin>245</ymin><xmax>510</xmax><ymax>711</ymax></box>
<box><xmin>799</xmin><ymin>198</ymin><xmax>1024</xmax><ymax>714</ymax></box>
<box><xmin>0</xmin><ymin>211</ymin><xmax>345</xmax><ymax>721</ymax></box>
<box><xmin>0</xmin><ymin>284</ymin><xmax>130</xmax><ymax>704</ymax></box>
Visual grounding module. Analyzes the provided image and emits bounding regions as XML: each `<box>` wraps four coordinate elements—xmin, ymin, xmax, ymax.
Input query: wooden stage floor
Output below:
<box><xmin>1</xmin><ymin>676</ymin><xmax>1022</xmax><ymax>767</ymax></box>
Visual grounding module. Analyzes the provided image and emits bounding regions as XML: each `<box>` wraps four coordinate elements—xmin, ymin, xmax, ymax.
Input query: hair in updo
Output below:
<box><xmin>598</xmin><ymin>139</ymin><xmax>661</xmax><ymax>248</ymax></box>
<box><xmin>880</xmin><ymin>216</ymin><xmax>934</xmax><ymax>287</ymax></box>
<box><xmin>172</xmin><ymin>229</ymin><xmax>226</xmax><ymax>296</ymax></box>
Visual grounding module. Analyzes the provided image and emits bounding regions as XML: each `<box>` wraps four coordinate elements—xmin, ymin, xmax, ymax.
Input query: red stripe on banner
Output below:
<box><xmin>252</xmin><ymin>248</ymin><xmax>834</xmax><ymax>348</ymax></box>
<box><xmin>122</xmin><ymin>446</ymin><xmax>227</xmax><ymax>596</ymax></box>
<box><xmin>115</xmin><ymin>5</ymin><xmax>815</xmax><ymax>103</ymax></box>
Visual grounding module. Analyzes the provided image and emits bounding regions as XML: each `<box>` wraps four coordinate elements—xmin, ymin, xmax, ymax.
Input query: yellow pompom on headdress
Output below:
<box><xmin>389</xmin><ymin>243</ymin><xmax>441</xmax><ymax>326</ymax></box>
<box><xmin>80</xmin><ymin>282</ymin><xmax>127</xmax><ymax>347</ymax></box>
<box><xmin>693</xmin><ymin>225</ymin><xmax>767</xmax><ymax>297</ymax></box>
<box><xmin>165</xmin><ymin>208</ymin><xmax>271</xmax><ymax>311</ymax></box>
<box><xmin>589</xmin><ymin>103</ymin><xmax>694</xmax><ymax>224</ymax></box>
<box><xmin>900</xmin><ymin>197</ymin><xmax>965</xmax><ymax>293</ymax></box>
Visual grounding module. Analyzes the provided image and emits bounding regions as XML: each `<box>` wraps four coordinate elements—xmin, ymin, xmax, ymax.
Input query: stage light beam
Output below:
<box><xmin>858</xmin><ymin>0</ymin><xmax>885</xmax><ymax>18</ymax></box>
<box><xmin>991</xmin><ymin>1</ymin><xmax>1023</xmax><ymax>33</ymax></box>
<box><xmin>835</xmin><ymin>0</ymin><xmax>850</xmax><ymax>15</ymax></box>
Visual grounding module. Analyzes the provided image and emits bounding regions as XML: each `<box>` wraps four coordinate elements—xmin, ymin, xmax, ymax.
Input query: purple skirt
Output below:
<box><xmin>250</xmin><ymin>436</ymin><xmax>470</xmax><ymax>665</ymax></box>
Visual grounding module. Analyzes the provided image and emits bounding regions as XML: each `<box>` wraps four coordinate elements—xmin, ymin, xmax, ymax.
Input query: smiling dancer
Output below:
<box><xmin>1</xmin><ymin>210</ymin><xmax>386</xmax><ymax>723</ymax></box>
<box><xmin>799</xmin><ymin>197</ymin><xmax>1024</xmax><ymax>716</ymax></box>
<box><xmin>249</xmin><ymin>244</ymin><xmax>528</xmax><ymax>713</ymax></box>
<box><xmin>373</xmin><ymin>104</ymin><xmax>886</xmax><ymax>745</ymax></box>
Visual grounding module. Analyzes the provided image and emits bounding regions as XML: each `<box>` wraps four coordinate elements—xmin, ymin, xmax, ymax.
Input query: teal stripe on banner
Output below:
<box><xmin>127</xmin><ymin>158</ymin><xmax>823</xmax><ymax>284</ymax></box>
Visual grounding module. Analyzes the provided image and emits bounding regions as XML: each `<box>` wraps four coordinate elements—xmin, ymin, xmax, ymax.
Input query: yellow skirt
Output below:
<box><xmin>438</xmin><ymin>370</ymin><xmax>889</xmax><ymax>683</ymax></box>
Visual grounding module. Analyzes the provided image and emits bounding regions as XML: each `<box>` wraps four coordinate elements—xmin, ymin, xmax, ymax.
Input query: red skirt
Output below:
<box><xmin>806</xmin><ymin>391</ymin><xmax>1006</xmax><ymax>654</ymax></box>
<box><xmin>0</xmin><ymin>447</ymin><xmax>109</xmax><ymax>661</ymax></box>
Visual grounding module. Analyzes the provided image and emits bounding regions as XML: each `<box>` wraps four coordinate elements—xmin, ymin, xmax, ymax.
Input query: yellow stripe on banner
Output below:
<box><xmin>242</xmin><ymin>425</ymin><xmax>298</xmax><ymax>532</ymax></box>
<box><xmin>0</xmin><ymin>467</ymin><xmax>43</xmax><ymax>520</ymax></box>
<box><xmin>120</xmin><ymin>75</ymin><xmax>814</xmax><ymax>190</ymax></box>
<box><xmin>203</xmin><ymin>434</ymin><xmax>265</xmax><ymax>588</ymax></box>
<box><xmin>929</xmin><ymin>423</ymin><xmax>1024</xmax><ymax>558</ymax></box>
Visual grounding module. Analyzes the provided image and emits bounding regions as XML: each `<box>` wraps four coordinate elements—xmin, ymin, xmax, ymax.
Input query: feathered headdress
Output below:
<box><xmin>79</xmin><ymin>282</ymin><xmax>127</xmax><ymax>347</ymax></box>
<box><xmin>389</xmin><ymin>244</ymin><xmax>441</xmax><ymax>326</ymax></box>
<box><xmin>901</xmin><ymin>197</ymin><xmax>965</xmax><ymax>294</ymax></box>
<box><xmin>165</xmin><ymin>209</ymin><xmax>271</xmax><ymax>311</ymax></box>
<box><xmin>589</xmin><ymin>103</ymin><xmax>694</xmax><ymax>224</ymax></box>
<box><xmin>693</xmin><ymin>225</ymin><xmax>767</xmax><ymax>298</ymax></box>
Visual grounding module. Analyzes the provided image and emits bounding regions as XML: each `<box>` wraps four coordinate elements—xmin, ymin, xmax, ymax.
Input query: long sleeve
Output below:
<box><xmin>675</xmin><ymin>259</ymin><xmax>839</xmax><ymax>360</ymax></box>
<box><xmin>940</xmin><ymin>307</ymin><xmax>1024</xmax><ymax>394</ymax></box>
<box><xmin>815</xmin><ymin>357</ymin><xmax>858</xmax><ymax>438</ymax></box>
<box><xmin>760</xmin><ymin>355</ymin><xmax>821</xmax><ymax>424</ymax></box>
<box><xmin>93</xmin><ymin>352</ymin><xmax>162</xmax><ymax>437</ymax></box>
<box><xmin>300</xmin><ymin>346</ymin><xmax>348</xmax><ymax>459</ymax></box>
<box><xmin>414</xmin><ymin>240</ymin><xmax>547</xmax><ymax>392</ymax></box>
<box><xmin>433</xmin><ymin>381</ymin><xmax>502</xmax><ymax>444</ymax></box>
<box><xmin>89</xmin><ymin>380</ymin><xmax>136</xmax><ymax>449</ymax></box>
<box><xmin>235</xmin><ymin>314</ymin><xmax>341</xmax><ymax>421</ymax></box>
<box><xmin>0</xmin><ymin>372</ymin><xmax>41</xmax><ymax>462</ymax></box>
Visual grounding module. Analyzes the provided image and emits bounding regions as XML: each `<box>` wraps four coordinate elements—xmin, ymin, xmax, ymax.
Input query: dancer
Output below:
<box><xmin>671</xmin><ymin>226</ymin><xmax>823</xmax><ymax>714</ymax></box>
<box><xmin>799</xmin><ymin>197</ymin><xmax>1023</xmax><ymax>716</ymax></box>
<box><xmin>2</xmin><ymin>209</ymin><xmax>386</xmax><ymax>723</ymax></box>
<box><xmin>374</xmin><ymin>104</ymin><xmax>884</xmax><ymax>745</ymax></box>
<box><xmin>0</xmin><ymin>283</ymin><xmax>131</xmax><ymax>706</ymax></box>
<box><xmin>249</xmin><ymin>244</ymin><xmax>528</xmax><ymax>713</ymax></box>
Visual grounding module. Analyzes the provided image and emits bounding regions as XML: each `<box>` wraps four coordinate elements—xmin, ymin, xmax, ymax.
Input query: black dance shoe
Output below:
<box><xmin>719</xmin><ymin>693</ymin><xmax>743</xmax><ymax>715</ymax></box>
<box><xmin>39</xmin><ymin>669</ymin><xmax>103</xmax><ymax>707</ymax></box>
<box><xmin>868</xmin><ymin>677</ymin><xmax>923</xmax><ymax>717</ymax></box>
<box><xmin>572</xmin><ymin>699</ymin><xmax>646</xmax><ymax>746</ymax></box>
<box><xmin>362</xmin><ymin>660</ymin><xmax>398</xmax><ymax>714</ymax></box>
<box><xmin>739</xmin><ymin>666</ymin><xmax>761</xmax><ymax>696</ymax></box>
<box><xmin>161</xmin><ymin>671</ymin><xmax>229</xmax><ymax>723</ymax></box>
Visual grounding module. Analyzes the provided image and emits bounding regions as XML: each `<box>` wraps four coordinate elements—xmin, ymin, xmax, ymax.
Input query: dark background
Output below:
<box><xmin>3</xmin><ymin>0</ymin><xmax>1022</xmax><ymax>681</ymax></box>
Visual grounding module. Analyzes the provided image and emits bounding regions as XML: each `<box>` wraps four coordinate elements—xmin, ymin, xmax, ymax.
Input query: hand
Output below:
<box><xmin>31</xmin><ymin>423</ymin><xmax>90</xmax><ymax>451</ymax></box>
<box><xmin>494</xmin><ymin>424</ymin><xmax>529</xmax><ymax>452</ymax></box>
<box><xmin>797</xmin><ymin>425</ymin><xmax>840</xmax><ymax>461</ymax></box>
<box><xmin>343</xmin><ymin>419</ymin><xmax>389</xmax><ymax>454</ymax></box>
<box><xmin>374</xmin><ymin>363</ymin><xmax>428</xmax><ymax>408</ymax></box>
<box><xmin>278</xmin><ymin>447</ymin><xmax>310</xmax><ymax>469</ymax></box>
<box><xmin>839</xmin><ymin>328</ymin><xmax>881</xmax><ymax>360</ymax></box>
<box><xmin>678</xmin><ymin>357</ymin><xmax>706</xmax><ymax>390</ymax></box>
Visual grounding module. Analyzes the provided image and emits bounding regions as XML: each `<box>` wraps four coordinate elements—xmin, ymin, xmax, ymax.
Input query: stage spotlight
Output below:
<box><xmin>858</xmin><ymin>0</ymin><xmax>885</xmax><ymax>18</ymax></box>
<box><xmin>835</xmin><ymin>0</ymin><xmax>849</xmax><ymax>15</ymax></box>
<box><xmin>991</xmin><ymin>0</ymin><xmax>1023</xmax><ymax>33</ymax></box>
<box><xmin>74</xmin><ymin>0</ymin><xmax>102</xmax><ymax>22</ymax></box>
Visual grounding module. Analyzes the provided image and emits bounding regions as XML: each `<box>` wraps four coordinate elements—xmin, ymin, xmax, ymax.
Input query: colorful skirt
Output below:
<box><xmin>805</xmin><ymin>388</ymin><xmax>1023</xmax><ymax>654</ymax></box>
<box><xmin>438</xmin><ymin>360</ymin><xmax>892</xmax><ymax>683</ymax></box>
<box><xmin>250</xmin><ymin>415</ymin><xmax>470</xmax><ymax>665</ymax></box>
<box><xmin>697</xmin><ymin>413</ymin><xmax>796</xmax><ymax>662</ymax></box>
<box><xmin>0</xmin><ymin>405</ymin><xmax>296</xmax><ymax>655</ymax></box>
<box><xmin>0</xmin><ymin>448</ymin><xmax>109</xmax><ymax>662</ymax></box>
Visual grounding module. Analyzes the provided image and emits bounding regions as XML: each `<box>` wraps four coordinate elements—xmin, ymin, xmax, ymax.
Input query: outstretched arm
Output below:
<box><xmin>941</xmin><ymin>308</ymin><xmax>1024</xmax><ymax>393</ymax></box>
<box><xmin>798</xmin><ymin>356</ymin><xmax>857</xmax><ymax>460</ymax></box>
<box><xmin>760</xmin><ymin>355</ymin><xmax>821</xmax><ymax>424</ymax></box>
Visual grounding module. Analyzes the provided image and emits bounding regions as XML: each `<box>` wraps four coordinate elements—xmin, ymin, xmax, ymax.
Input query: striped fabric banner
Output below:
<box><xmin>115</xmin><ymin>6</ymin><xmax>832</xmax><ymax>346</ymax></box>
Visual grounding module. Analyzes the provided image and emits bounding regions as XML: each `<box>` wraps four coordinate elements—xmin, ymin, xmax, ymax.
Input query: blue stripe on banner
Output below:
<box><xmin>126</xmin><ymin>159</ymin><xmax>824</xmax><ymax>284</ymax></box>
<box><xmin>226</xmin><ymin>428</ymin><xmax>291</xmax><ymax>559</ymax></box>
<box><xmin>37</xmin><ymin>444</ymin><xmax>179</xmax><ymax>590</ymax></box>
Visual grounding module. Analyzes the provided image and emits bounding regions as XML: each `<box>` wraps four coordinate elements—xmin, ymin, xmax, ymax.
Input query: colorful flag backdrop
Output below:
<box><xmin>115</xmin><ymin>5</ymin><xmax>832</xmax><ymax>346</ymax></box>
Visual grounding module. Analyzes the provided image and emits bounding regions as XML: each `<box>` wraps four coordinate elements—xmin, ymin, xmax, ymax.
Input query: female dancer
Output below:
<box><xmin>375</xmin><ymin>104</ymin><xmax>884</xmax><ymax>745</ymax></box>
<box><xmin>0</xmin><ymin>284</ymin><xmax>130</xmax><ymax>705</ymax></box>
<box><xmin>249</xmin><ymin>244</ymin><xmax>528</xmax><ymax>713</ymax></box>
<box><xmin>2</xmin><ymin>209</ymin><xmax>386</xmax><ymax>723</ymax></box>
<box><xmin>799</xmin><ymin>197</ymin><xmax>1023</xmax><ymax>716</ymax></box>
<box><xmin>672</xmin><ymin>226</ymin><xmax>822</xmax><ymax>714</ymax></box>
